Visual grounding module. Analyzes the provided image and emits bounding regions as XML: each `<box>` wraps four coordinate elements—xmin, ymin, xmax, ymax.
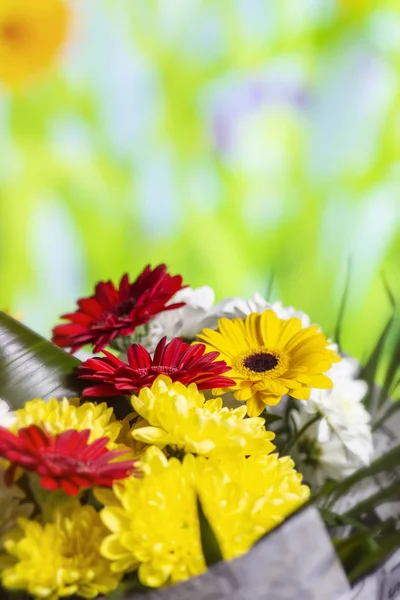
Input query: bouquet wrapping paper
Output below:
<box><xmin>336</xmin><ymin>406</ymin><xmax>400</xmax><ymax>600</ymax></box>
<box><xmin>124</xmin><ymin>507</ymin><xmax>350</xmax><ymax>600</ymax></box>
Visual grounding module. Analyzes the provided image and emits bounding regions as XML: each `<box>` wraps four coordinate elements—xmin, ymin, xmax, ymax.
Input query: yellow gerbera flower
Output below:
<box><xmin>0</xmin><ymin>0</ymin><xmax>69</xmax><ymax>88</ymax></box>
<box><xmin>130</xmin><ymin>375</ymin><xmax>275</xmax><ymax>457</ymax></box>
<box><xmin>2</xmin><ymin>505</ymin><xmax>120</xmax><ymax>599</ymax></box>
<box><xmin>101</xmin><ymin>446</ymin><xmax>206</xmax><ymax>587</ymax></box>
<box><xmin>13</xmin><ymin>397</ymin><xmax>122</xmax><ymax>448</ymax></box>
<box><xmin>195</xmin><ymin>453</ymin><xmax>310</xmax><ymax>560</ymax></box>
<box><xmin>197</xmin><ymin>310</ymin><xmax>340</xmax><ymax>416</ymax></box>
<box><xmin>100</xmin><ymin>446</ymin><xmax>309</xmax><ymax>588</ymax></box>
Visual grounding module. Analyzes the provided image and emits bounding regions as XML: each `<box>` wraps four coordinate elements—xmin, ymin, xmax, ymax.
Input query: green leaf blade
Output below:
<box><xmin>197</xmin><ymin>495</ymin><xmax>223</xmax><ymax>567</ymax></box>
<box><xmin>0</xmin><ymin>312</ymin><xmax>83</xmax><ymax>409</ymax></box>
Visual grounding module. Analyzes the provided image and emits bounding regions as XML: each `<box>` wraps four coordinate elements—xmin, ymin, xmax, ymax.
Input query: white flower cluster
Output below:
<box><xmin>290</xmin><ymin>358</ymin><xmax>373</xmax><ymax>488</ymax></box>
<box><xmin>144</xmin><ymin>285</ymin><xmax>374</xmax><ymax>489</ymax></box>
<box><xmin>0</xmin><ymin>398</ymin><xmax>16</xmax><ymax>428</ymax></box>
<box><xmin>145</xmin><ymin>286</ymin><xmax>310</xmax><ymax>351</ymax></box>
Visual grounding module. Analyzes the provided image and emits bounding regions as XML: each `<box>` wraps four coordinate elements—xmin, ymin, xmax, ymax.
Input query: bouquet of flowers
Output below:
<box><xmin>0</xmin><ymin>264</ymin><xmax>398</xmax><ymax>600</ymax></box>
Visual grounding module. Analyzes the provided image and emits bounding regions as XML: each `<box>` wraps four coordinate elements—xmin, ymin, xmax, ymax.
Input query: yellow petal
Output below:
<box><xmin>245</xmin><ymin>395</ymin><xmax>266</xmax><ymax>417</ymax></box>
<box><xmin>289</xmin><ymin>386</ymin><xmax>311</xmax><ymax>400</ymax></box>
<box><xmin>131</xmin><ymin>426</ymin><xmax>170</xmax><ymax>445</ymax></box>
<box><xmin>259</xmin><ymin>310</ymin><xmax>280</xmax><ymax>346</ymax></box>
<box><xmin>308</xmin><ymin>374</ymin><xmax>333</xmax><ymax>389</ymax></box>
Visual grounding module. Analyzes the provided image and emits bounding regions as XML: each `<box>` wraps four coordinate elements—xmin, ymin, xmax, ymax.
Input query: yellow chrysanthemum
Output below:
<box><xmin>197</xmin><ymin>310</ymin><xmax>340</xmax><ymax>416</ymax></box>
<box><xmin>195</xmin><ymin>453</ymin><xmax>310</xmax><ymax>560</ymax></box>
<box><xmin>100</xmin><ymin>446</ymin><xmax>309</xmax><ymax>588</ymax></box>
<box><xmin>2</xmin><ymin>505</ymin><xmax>120</xmax><ymax>599</ymax></box>
<box><xmin>0</xmin><ymin>0</ymin><xmax>69</xmax><ymax>88</ymax></box>
<box><xmin>130</xmin><ymin>375</ymin><xmax>275</xmax><ymax>457</ymax></box>
<box><xmin>101</xmin><ymin>446</ymin><xmax>206</xmax><ymax>588</ymax></box>
<box><xmin>13</xmin><ymin>397</ymin><xmax>122</xmax><ymax>449</ymax></box>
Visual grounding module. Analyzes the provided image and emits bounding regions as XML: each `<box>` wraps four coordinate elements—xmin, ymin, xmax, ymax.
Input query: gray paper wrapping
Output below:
<box><xmin>336</xmin><ymin>403</ymin><xmax>400</xmax><ymax>600</ymax></box>
<box><xmin>125</xmin><ymin>506</ymin><xmax>350</xmax><ymax>600</ymax></box>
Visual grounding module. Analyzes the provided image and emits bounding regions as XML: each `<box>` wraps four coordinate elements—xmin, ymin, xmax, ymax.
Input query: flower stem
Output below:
<box><xmin>282</xmin><ymin>413</ymin><xmax>320</xmax><ymax>455</ymax></box>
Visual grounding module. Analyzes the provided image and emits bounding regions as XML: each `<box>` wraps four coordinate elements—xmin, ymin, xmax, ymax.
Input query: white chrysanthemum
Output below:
<box><xmin>0</xmin><ymin>470</ymin><xmax>33</xmax><ymax>549</ymax></box>
<box><xmin>289</xmin><ymin>407</ymin><xmax>369</xmax><ymax>489</ymax></box>
<box><xmin>0</xmin><ymin>399</ymin><xmax>16</xmax><ymax>428</ymax></box>
<box><xmin>143</xmin><ymin>286</ymin><xmax>215</xmax><ymax>350</ymax></box>
<box><xmin>303</xmin><ymin>357</ymin><xmax>372</xmax><ymax>464</ymax></box>
<box><xmin>202</xmin><ymin>294</ymin><xmax>311</xmax><ymax>329</ymax></box>
<box><xmin>142</xmin><ymin>290</ymin><xmax>311</xmax><ymax>352</ymax></box>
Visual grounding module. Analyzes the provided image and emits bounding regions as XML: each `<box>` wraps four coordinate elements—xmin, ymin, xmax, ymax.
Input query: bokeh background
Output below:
<box><xmin>0</xmin><ymin>0</ymin><xmax>399</xmax><ymax>362</ymax></box>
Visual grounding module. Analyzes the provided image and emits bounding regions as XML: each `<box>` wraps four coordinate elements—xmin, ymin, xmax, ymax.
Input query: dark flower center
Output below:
<box><xmin>243</xmin><ymin>352</ymin><xmax>279</xmax><ymax>373</ymax></box>
<box><xmin>114</xmin><ymin>299</ymin><xmax>136</xmax><ymax>317</ymax></box>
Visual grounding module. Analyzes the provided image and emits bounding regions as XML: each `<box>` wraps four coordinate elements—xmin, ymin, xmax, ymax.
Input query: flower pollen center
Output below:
<box><xmin>152</xmin><ymin>365</ymin><xmax>179</xmax><ymax>376</ymax></box>
<box><xmin>232</xmin><ymin>346</ymin><xmax>289</xmax><ymax>379</ymax></box>
<box><xmin>243</xmin><ymin>352</ymin><xmax>279</xmax><ymax>373</ymax></box>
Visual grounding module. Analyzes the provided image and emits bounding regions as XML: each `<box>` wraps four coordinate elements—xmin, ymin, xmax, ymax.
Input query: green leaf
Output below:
<box><xmin>334</xmin><ymin>257</ymin><xmax>351</xmax><ymax>349</ymax></box>
<box><xmin>381</xmin><ymin>272</ymin><xmax>397</xmax><ymax>313</ymax></box>
<box><xmin>324</xmin><ymin>443</ymin><xmax>400</xmax><ymax>505</ymax></box>
<box><xmin>333</xmin><ymin>523</ymin><xmax>400</xmax><ymax>583</ymax></box>
<box><xmin>266</xmin><ymin>272</ymin><xmax>275</xmax><ymax>301</ymax></box>
<box><xmin>373</xmin><ymin>393</ymin><xmax>400</xmax><ymax>432</ymax></box>
<box><xmin>320</xmin><ymin>508</ymin><xmax>369</xmax><ymax>532</ymax></box>
<box><xmin>360</xmin><ymin>274</ymin><xmax>397</xmax><ymax>416</ymax></box>
<box><xmin>197</xmin><ymin>495</ymin><xmax>223</xmax><ymax>567</ymax></box>
<box><xmin>0</xmin><ymin>311</ymin><xmax>83</xmax><ymax>409</ymax></box>
<box><xmin>360</xmin><ymin>315</ymin><xmax>395</xmax><ymax>413</ymax></box>
<box><xmin>348</xmin><ymin>534</ymin><xmax>400</xmax><ymax>583</ymax></box>
<box><xmin>343</xmin><ymin>480</ymin><xmax>400</xmax><ymax>520</ymax></box>
<box><xmin>376</xmin><ymin>331</ymin><xmax>400</xmax><ymax>411</ymax></box>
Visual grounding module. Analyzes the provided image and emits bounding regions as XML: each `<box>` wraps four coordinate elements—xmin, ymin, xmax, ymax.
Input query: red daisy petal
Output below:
<box><xmin>78</xmin><ymin>337</ymin><xmax>236</xmax><ymax>396</ymax></box>
<box><xmin>52</xmin><ymin>264</ymin><xmax>187</xmax><ymax>353</ymax></box>
<box><xmin>127</xmin><ymin>344</ymin><xmax>152</xmax><ymax>369</ymax></box>
<box><xmin>0</xmin><ymin>426</ymin><xmax>138</xmax><ymax>496</ymax></box>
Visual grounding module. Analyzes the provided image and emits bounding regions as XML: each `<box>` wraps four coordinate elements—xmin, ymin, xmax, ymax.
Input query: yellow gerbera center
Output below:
<box><xmin>197</xmin><ymin>309</ymin><xmax>340</xmax><ymax>417</ymax></box>
<box><xmin>233</xmin><ymin>347</ymin><xmax>289</xmax><ymax>378</ymax></box>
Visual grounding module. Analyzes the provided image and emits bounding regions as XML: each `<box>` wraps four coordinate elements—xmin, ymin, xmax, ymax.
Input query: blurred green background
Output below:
<box><xmin>0</xmin><ymin>0</ymin><xmax>399</xmax><ymax>362</ymax></box>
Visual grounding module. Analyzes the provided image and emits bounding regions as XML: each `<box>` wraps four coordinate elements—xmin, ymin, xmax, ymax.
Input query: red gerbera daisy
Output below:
<box><xmin>0</xmin><ymin>425</ymin><xmax>137</xmax><ymax>496</ymax></box>
<box><xmin>78</xmin><ymin>336</ymin><xmax>236</xmax><ymax>397</ymax></box>
<box><xmin>52</xmin><ymin>264</ymin><xmax>186</xmax><ymax>353</ymax></box>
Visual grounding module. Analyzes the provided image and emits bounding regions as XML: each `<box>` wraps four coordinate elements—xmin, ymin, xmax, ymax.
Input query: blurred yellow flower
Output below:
<box><xmin>195</xmin><ymin>453</ymin><xmax>310</xmax><ymax>560</ymax></box>
<box><xmin>2</xmin><ymin>505</ymin><xmax>120</xmax><ymax>599</ymax></box>
<box><xmin>198</xmin><ymin>310</ymin><xmax>340</xmax><ymax>417</ymax></box>
<box><xmin>0</xmin><ymin>0</ymin><xmax>69</xmax><ymax>88</ymax></box>
<box><xmin>101</xmin><ymin>446</ymin><xmax>309</xmax><ymax>588</ymax></box>
<box><xmin>130</xmin><ymin>375</ymin><xmax>275</xmax><ymax>457</ymax></box>
<box><xmin>101</xmin><ymin>446</ymin><xmax>206</xmax><ymax>587</ymax></box>
<box><xmin>13</xmin><ymin>397</ymin><xmax>122</xmax><ymax>449</ymax></box>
